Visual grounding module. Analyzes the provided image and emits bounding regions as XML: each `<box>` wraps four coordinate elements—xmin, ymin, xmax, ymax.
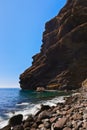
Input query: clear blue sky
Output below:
<box><xmin>0</xmin><ymin>0</ymin><xmax>66</xmax><ymax>88</ymax></box>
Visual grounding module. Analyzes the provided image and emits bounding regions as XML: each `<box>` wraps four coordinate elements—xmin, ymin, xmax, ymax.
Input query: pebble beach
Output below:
<box><xmin>1</xmin><ymin>86</ymin><xmax>87</xmax><ymax>130</ymax></box>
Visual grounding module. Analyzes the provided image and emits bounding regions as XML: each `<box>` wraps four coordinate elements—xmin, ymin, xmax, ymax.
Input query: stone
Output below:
<box><xmin>38</xmin><ymin>110</ymin><xmax>50</xmax><ymax>120</ymax></box>
<box><xmin>50</xmin><ymin>117</ymin><xmax>57</xmax><ymax>123</ymax></box>
<box><xmin>24</xmin><ymin>127</ymin><xmax>30</xmax><ymax>130</ymax></box>
<box><xmin>66</xmin><ymin>122</ymin><xmax>72</xmax><ymax>128</ymax></box>
<box><xmin>30</xmin><ymin>128</ymin><xmax>36</xmax><ymax>130</ymax></box>
<box><xmin>36</xmin><ymin>119</ymin><xmax>42</xmax><ymax>126</ymax></box>
<box><xmin>26</xmin><ymin>115</ymin><xmax>34</xmax><ymax>122</ymax></box>
<box><xmin>40</xmin><ymin>127</ymin><xmax>47</xmax><ymax>130</ymax></box>
<box><xmin>83</xmin><ymin>122</ymin><xmax>87</xmax><ymax>128</ymax></box>
<box><xmin>83</xmin><ymin>114</ymin><xmax>87</xmax><ymax>119</ymax></box>
<box><xmin>9</xmin><ymin>114</ymin><xmax>23</xmax><ymax>127</ymax></box>
<box><xmin>54</xmin><ymin>117</ymin><xmax>67</xmax><ymax>129</ymax></box>
<box><xmin>23</xmin><ymin>122</ymin><xmax>30</xmax><ymax>128</ymax></box>
<box><xmin>43</xmin><ymin>121</ymin><xmax>51</xmax><ymax>128</ymax></box>
<box><xmin>63</xmin><ymin>127</ymin><xmax>71</xmax><ymax>130</ymax></box>
<box><xmin>13</xmin><ymin>125</ymin><xmax>24</xmax><ymax>130</ymax></box>
<box><xmin>31</xmin><ymin>123</ymin><xmax>37</xmax><ymax>128</ymax></box>
<box><xmin>36</xmin><ymin>87</ymin><xmax>45</xmax><ymax>92</ymax></box>
<box><xmin>40</xmin><ymin>104</ymin><xmax>51</xmax><ymax>111</ymax></box>
<box><xmin>72</xmin><ymin>113</ymin><xmax>83</xmax><ymax>120</ymax></box>
<box><xmin>38</xmin><ymin>124</ymin><xmax>44</xmax><ymax>128</ymax></box>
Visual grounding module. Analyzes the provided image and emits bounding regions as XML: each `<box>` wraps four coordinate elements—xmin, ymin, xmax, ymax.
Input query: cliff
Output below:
<box><xmin>19</xmin><ymin>0</ymin><xmax>87</xmax><ymax>90</ymax></box>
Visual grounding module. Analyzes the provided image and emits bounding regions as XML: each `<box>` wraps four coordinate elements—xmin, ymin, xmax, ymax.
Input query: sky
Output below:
<box><xmin>0</xmin><ymin>0</ymin><xmax>66</xmax><ymax>88</ymax></box>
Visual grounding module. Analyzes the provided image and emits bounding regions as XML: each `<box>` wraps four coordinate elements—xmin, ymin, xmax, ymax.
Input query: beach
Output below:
<box><xmin>1</xmin><ymin>86</ymin><xmax>87</xmax><ymax>130</ymax></box>
<box><xmin>0</xmin><ymin>88</ymin><xmax>68</xmax><ymax>129</ymax></box>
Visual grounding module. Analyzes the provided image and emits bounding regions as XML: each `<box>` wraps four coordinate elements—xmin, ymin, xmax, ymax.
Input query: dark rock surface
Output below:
<box><xmin>19</xmin><ymin>0</ymin><xmax>87</xmax><ymax>90</ymax></box>
<box><xmin>9</xmin><ymin>114</ymin><xmax>23</xmax><ymax>127</ymax></box>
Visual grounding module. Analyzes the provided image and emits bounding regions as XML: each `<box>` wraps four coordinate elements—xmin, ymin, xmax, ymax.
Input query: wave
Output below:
<box><xmin>16</xmin><ymin>102</ymin><xmax>30</xmax><ymax>106</ymax></box>
<box><xmin>0</xmin><ymin>96</ymin><xmax>65</xmax><ymax>128</ymax></box>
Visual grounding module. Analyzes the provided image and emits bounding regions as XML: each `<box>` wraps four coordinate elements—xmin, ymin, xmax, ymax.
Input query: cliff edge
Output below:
<box><xmin>19</xmin><ymin>0</ymin><xmax>87</xmax><ymax>90</ymax></box>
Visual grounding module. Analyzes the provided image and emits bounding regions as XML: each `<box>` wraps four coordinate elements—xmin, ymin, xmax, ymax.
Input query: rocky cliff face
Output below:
<box><xmin>19</xmin><ymin>0</ymin><xmax>87</xmax><ymax>90</ymax></box>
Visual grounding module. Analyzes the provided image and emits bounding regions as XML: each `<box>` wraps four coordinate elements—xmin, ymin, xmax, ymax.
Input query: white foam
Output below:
<box><xmin>0</xmin><ymin>120</ymin><xmax>8</xmax><ymax>129</ymax></box>
<box><xmin>16</xmin><ymin>102</ymin><xmax>30</xmax><ymax>106</ymax></box>
<box><xmin>0</xmin><ymin>96</ymin><xmax>65</xmax><ymax>128</ymax></box>
<box><xmin>42</xmin><ymin>96</ymin><xmax>65</xmax><ymax>107</ymax></box>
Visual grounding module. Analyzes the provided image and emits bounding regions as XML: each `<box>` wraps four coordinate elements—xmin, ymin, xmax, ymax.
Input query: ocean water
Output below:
<box><xmin>0</xmin><ymin>88</ymin><xmax>69</xmax><ymax>128</ymax></box>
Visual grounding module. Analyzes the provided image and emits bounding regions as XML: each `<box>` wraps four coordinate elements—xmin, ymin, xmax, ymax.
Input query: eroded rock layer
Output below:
<box><xmin>19</xmin><ymin>0</ymin><xmax>87</xmax><ymax>90</ymax></box>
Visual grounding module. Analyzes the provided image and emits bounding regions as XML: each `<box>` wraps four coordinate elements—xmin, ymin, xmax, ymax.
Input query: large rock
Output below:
<box><xmin>54</xmin><ymin>117</ymin><xmax>67</xmax><ymax>129</ymax></box>
<box><xmin>38</xmin><ymin>110</ymin><xmax>51</xmax><ymax>120</ymax></box>
<box><xmin>9</xmin><ymin>114</ymin><xmax>23</xmax><ymax>127</ymax></box>
<box><xmin>19</xmin><ymin>0</ymin><xmax>87</xmax><ymax>90</ymax></box>
<box><xmin>13</xmin><ymin>125</ymin><xmax>24</xmax><ymax>130</ymax></box>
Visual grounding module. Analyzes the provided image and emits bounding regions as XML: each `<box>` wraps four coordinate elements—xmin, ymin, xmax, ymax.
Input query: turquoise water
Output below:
<box><xmin>0</xmin><ymin>88</ymin><xmax>69</xmax><ymax>128</ymax></box>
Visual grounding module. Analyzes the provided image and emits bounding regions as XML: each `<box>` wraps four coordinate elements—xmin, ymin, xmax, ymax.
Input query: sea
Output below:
<box><xmin>0</xmin><ymin>88</ymin><xmax>70</xmax><ymax>128</ymax></box>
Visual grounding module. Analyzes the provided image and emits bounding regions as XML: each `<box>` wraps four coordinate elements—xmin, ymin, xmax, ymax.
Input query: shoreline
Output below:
<box><xmin>1</xmin><ymin>87</ymin><xmax>87</xmax><ymax>130</ymax></box>
<box><xmin>0</xmin><ymin>87</ymin><xmax>87</xmax><ymax>130</ymax></box>
<box><xmin>0</xmin><ymin>91</ymin><xmax>68</xmax><ymax>129</ymax></box>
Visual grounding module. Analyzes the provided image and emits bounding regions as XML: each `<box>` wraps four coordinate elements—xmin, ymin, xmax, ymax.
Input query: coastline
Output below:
<box><xmin>1</xmin><ymin>87</ymin><xmax>87</xmax><ymax>130</ymax></box>
<box><xmin>0</xmin><ymin>90</ymin><xmax>69</xmax><ymax>129</ymax></box>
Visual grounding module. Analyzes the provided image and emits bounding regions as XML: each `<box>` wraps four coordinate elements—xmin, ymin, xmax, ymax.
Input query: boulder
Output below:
<box><xmin>36</xmin><ymin>87</ymin><xmax>45</xmax><ymax>92</ymax></box>
<box><xmin>54</xmin><ymin>117</ymin><xmax>67</xmax><ymax>129</ymax></box>
<box><xmin>9</xmin><ymin>114</ymin><xmax>23</xmax><ymax>127</ymax></box>
<box><xmin>38</xmin><ymin>110</ymin><xmax>50</xmax><ymax>120</ymax></box>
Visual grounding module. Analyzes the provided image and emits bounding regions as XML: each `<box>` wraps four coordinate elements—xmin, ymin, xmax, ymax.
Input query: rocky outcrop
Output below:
<box><xmin>19</xmin><ymin>0</ymin><xmax>87</xmax><ymax>90</ymax></box>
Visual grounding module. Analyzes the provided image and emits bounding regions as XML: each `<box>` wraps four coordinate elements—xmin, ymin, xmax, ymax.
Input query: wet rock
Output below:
<box><xmin>40</xmin><ymin>104</ymin><xmax>51</xmax><ymax>111</ymax></box>
<box><xmin>9</xmin><ymin>114</ymin><xmax>23</xmax><ymax>127</ymax></box>
<box><xmin>38</xmin><ymin>110</ymin><xmax>51</xmax><ymax>120</ymax></box>
<box><xmin>25</xmin><ymin>115</ymin><xmax>34</xmax><ymax>122</ymax></box>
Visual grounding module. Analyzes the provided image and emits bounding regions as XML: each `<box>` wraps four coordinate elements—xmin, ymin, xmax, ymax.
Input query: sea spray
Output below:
<box><xmin>0</xmin><ymin>88</ymin><xmax>70</xmax><ymax>128</ymax></box>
